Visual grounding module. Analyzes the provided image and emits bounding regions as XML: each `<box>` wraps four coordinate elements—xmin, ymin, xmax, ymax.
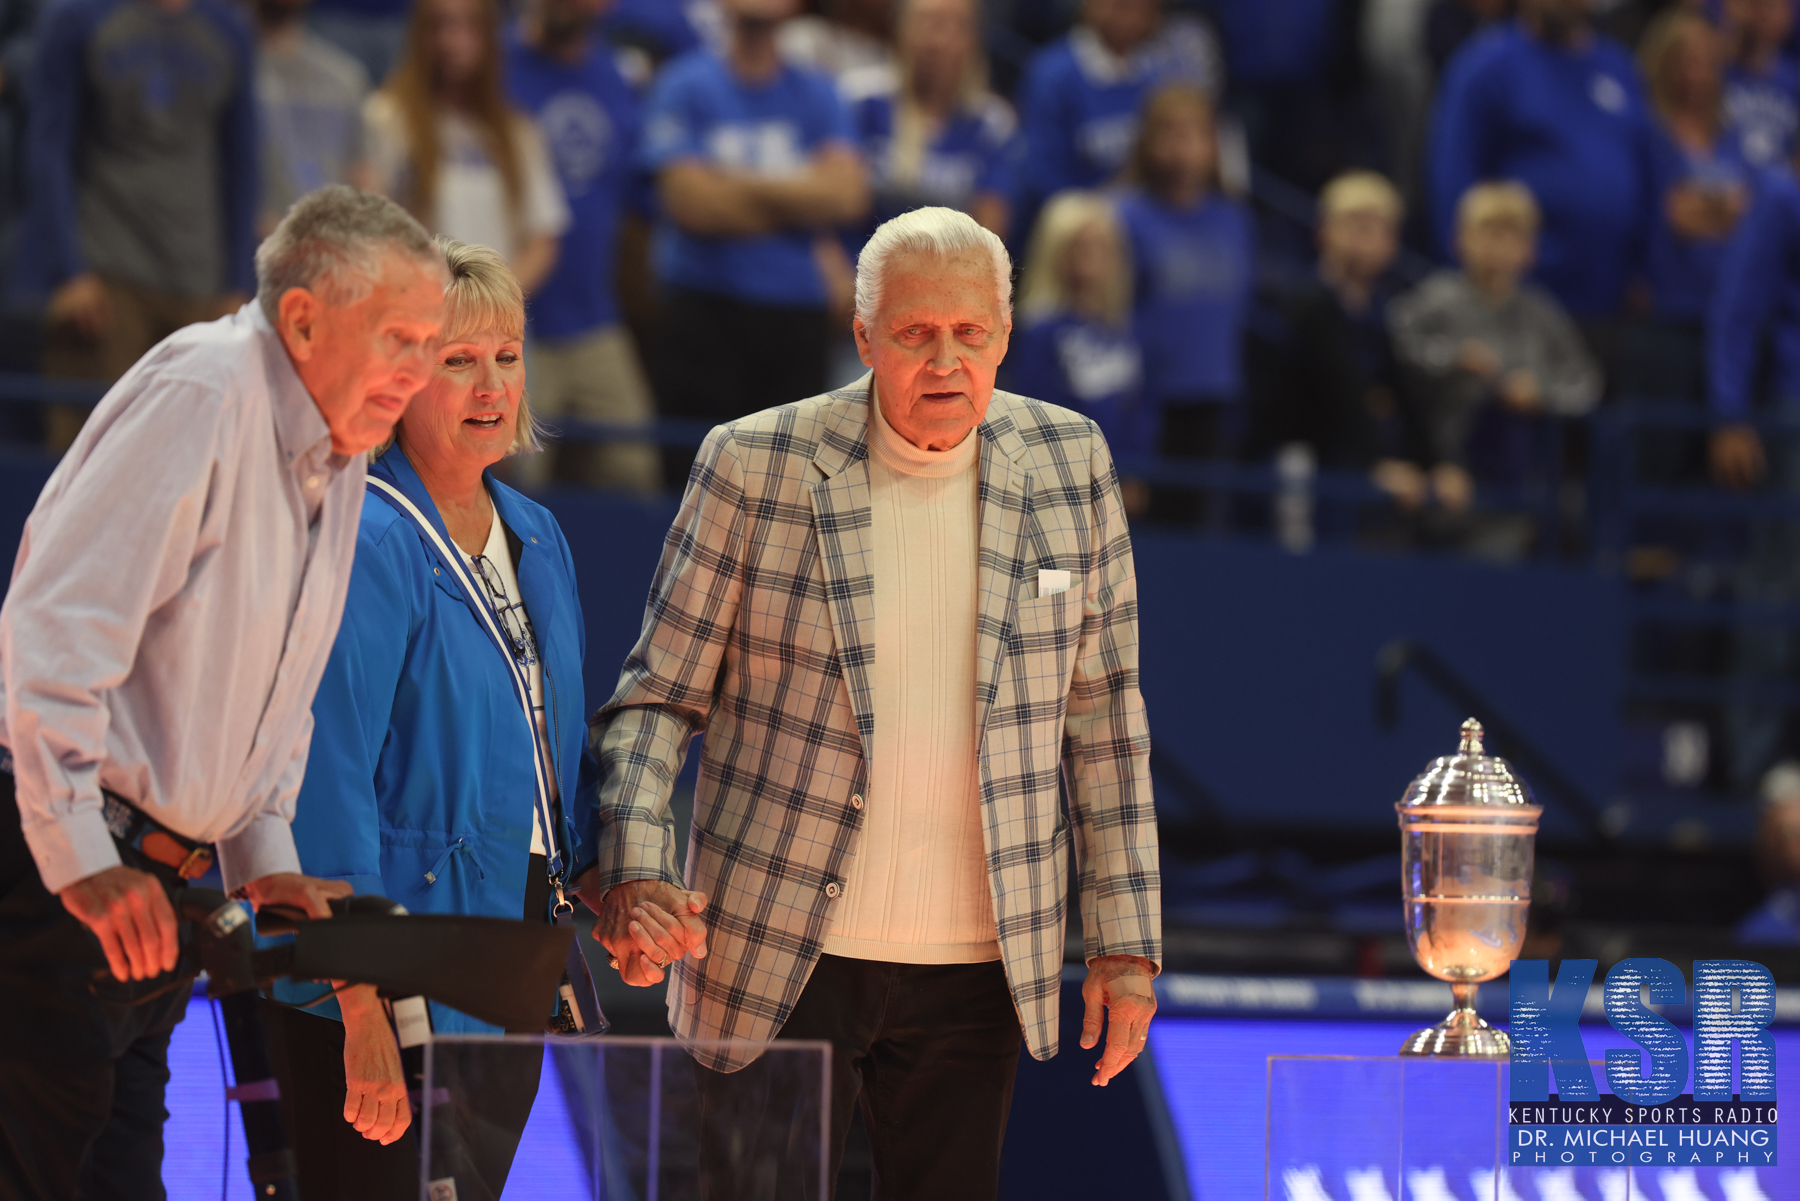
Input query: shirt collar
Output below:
<box><xmin>253</xmin><ymin>302</ymin><xmax>336</xmax><ymax>469</ymax></box>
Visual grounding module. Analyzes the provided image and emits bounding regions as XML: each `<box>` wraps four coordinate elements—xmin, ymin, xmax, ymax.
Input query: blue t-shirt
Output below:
<box><xmin>1015</xmin><ymin>27</ymin><xmax>1209</xmax><ymax>222</ymax></box>
<box><xmin>842</xmin><ymin>72</ymin><xmax>1017</xmax><ymax>253</ymax></box>
<box><xmin>1208</xmin><ymin>0</ymin><xmax>1338</xmax><ymax>86</ymax></box>
<box><xmin>1725</xmin><ymin>58</ymin><xmax>1800</xmax><ymax>169</ymax></box>
<box><xmin>1709</xmin><ymin>165</ymin><xmax>1800</xmax><ymax>417</ymax></box>
<box><xmin>1002</xmin><ymin>311</ymin><xmax>1148</xmax><ymax>456</ymax></box>
<box><xmin>506</xmin><ymin>35</ymin><xmax>643</xmax><ymax>339</ymax></box>
<box><xmin>1428</xmin><ymin>21</ymin><xmax>1656</xmax><ymax>317</ymax></box>
<box><xmin>1646</xmin><ymin>126</ymin><xmax>1753</xmax><ymax>324</ymax></box>
<box><xmin>1117</xmin><ymin>189</ymin><xmax>1254</xmax><ymax>406</ymax></box>
<box><xmin>639</xmin><ymin>50</ymin><xmax>852</xmax><ymax>306</ymax></box>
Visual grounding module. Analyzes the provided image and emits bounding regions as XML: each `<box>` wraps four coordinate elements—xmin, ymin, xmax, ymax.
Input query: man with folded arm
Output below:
<box><xmin>579</xmin><ymin>205</ymin><xmax>1160</xmax><ymax>1199</ymax></box>
<box><xmin>0</xmin><ymin>185</ymin><xmax>447</xmax><ymax>1200</ymax></box>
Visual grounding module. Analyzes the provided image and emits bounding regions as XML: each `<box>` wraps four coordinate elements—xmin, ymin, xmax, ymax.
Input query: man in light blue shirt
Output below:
<box><xmin>0</xmin><ymin>186</ymin><xmax>446</xmax><ymax>1200</ymax></box>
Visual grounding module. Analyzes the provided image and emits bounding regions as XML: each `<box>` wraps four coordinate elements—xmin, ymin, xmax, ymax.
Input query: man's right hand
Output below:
<box><xmin>59</xmin><ymin>864</ymin><xmax>179</xmax><ymax>981</ymax></box>
<box><xmin>46</xmin><ymin>272</ymin><xmax>113</xmax><ymax>339</ymax></box>
<box><xmin>582</xmin><ymin>876</ymin><xmax>708</xmax><ymax>987</ymax></box>
<box><xmin>1712</xmin><ymin>424</ymin><xmax>1766</xmax><ymax>491</ymax></box>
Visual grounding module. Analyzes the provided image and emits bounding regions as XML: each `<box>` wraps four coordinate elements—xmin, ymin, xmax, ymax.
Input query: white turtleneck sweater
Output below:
<box><xmin>821</xmin><ymin>389</ymin><xmax>1000</xmax><ymax>964</ymax></box>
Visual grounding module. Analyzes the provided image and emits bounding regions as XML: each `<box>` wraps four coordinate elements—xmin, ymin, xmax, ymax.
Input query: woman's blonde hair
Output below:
<box><xmin>1638</xmin><ymin>8</ymin><xmax>1723</xmax><ymax>132</ymax></box>
<box><xmin>1016</xmin><ymin>190</ymin><xmax>1132</xmax><ymax>326</ymax></box>
<box><xmin>381</xmin><ymin>0</ymin><xmax>528</xmax><ymax>236</ymax></box>
<box><xmin>374</xmin><ymin>237</ymin><xmax>545</xmax><ymax>460</ymax></box>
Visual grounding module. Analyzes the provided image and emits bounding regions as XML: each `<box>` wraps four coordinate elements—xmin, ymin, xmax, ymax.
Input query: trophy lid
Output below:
<box><xmin>1397</xmin><ymin>719</ymin><xmax>1538</xmax><ymax>810</ymax></box>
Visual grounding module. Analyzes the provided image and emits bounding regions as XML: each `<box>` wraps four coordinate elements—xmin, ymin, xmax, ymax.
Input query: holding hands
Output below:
<box><xmin>580</xmin><ymin>875</ymin><xmax>709</xmax><ymax>986</ymax></box>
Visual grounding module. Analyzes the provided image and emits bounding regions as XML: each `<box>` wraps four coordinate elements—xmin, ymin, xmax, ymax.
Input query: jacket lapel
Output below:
<box><xmin>807</xmin><ymin>377</ymin><xmax>878</xmax><ymax>758</ymax></box>
<box><xmin>973</xmin><ymin>399</ymin><xmax>1033</xmax><ymax>749</ymax></box>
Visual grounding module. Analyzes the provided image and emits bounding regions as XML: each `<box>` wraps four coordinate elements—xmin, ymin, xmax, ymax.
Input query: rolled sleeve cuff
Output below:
<box><xmin>215</xmin><ymin>814</ymin><xmax>302</xmax><ymax>894</ymax></box>
<box><xmin>22</xmin><ymin>806</ymin><xmax>122</xmax><ymax>895</ymax></box>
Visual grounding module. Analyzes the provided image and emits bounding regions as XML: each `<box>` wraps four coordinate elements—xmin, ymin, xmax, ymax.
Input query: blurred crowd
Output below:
<box><xmin>1</xmin><ymin>0</ymin><xmax>1799</xmax><ymax>550</ymax></box>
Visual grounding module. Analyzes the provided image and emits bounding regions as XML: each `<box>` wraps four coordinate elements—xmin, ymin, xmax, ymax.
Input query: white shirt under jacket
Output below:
<box><xmin>821</xmin><ymin>388</ymin><xmax>1001</xmax><ymax>963</ymax></box>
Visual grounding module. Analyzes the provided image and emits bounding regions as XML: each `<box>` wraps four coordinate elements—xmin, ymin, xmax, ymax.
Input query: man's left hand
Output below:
<box><xmin>1081</xmin><ymin>955</ymin><xmax>1158</xmax><ymax>1087</ymax></box>
<box><xmin>240</xmin><ymin>872</ymin><xmax>353</xmax><ymax>919</ymax></box>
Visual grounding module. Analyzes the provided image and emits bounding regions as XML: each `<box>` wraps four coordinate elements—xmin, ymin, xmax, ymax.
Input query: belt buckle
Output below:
<box><xmin>176</xmin><ymin>845</ymin><xmax>214</xmax><ymax>881</ymax></box>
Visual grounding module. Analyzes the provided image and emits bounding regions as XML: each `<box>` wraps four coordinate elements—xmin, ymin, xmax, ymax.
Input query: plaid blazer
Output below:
<box><xmin>585</xmin><ymin>375</ymin><xmax>1159</xmax><ymax>1070</ymax></box>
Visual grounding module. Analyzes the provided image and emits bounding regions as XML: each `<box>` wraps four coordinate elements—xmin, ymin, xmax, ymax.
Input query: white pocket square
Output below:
<box><xmin>1037</xmin><ymin>568</ymin><xmax>1073</xmax><ymax>598</ymax></box>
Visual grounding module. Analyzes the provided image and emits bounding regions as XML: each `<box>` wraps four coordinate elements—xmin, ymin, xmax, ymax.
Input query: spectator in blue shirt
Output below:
<box><xmin>11</xmin><ymin>0</ymin><xmax>257</xmax><ymax>448</ymax></box>
<box><xmin>1723</xmin><ymin>0</ymin><xmax>1799</xmax><ymax>167</ymax></box>
<box><xmin>841</xmin><ymin>0</ymin><xmax>1016</xmax><ymax>248</ymax></box>
<box><xmin>1629</xmin><ymin>9</ymin><xmax>1752</xmax><ymax>402</ymax></box>
<box><xmin>640</xmin><ymin>0</ymin><xmax>868</xmax><ymax>481</ymax></box>
<box><xmin>1005</xmin><ymin>190</ymin><xmax>1148</xmax><ymax>512</ymax></box>
<box><xmin>1427</xmin><ymin>0</ymin><xmax>1657</xmax><ymax>320</ymax></box>
<box><xmin>507</xmin><ymin>0</ymin><xmax>659</xmax><ymax>492</ymax></box>
<box><xmin>1707</xmin><ymin>164</ymin><xmax>1800</xmax><ymax>791</ymax></box>
<box><xmin>1116</xmin><ymin>83</ymin><xmax>1253</xmax><ymax>514</ymax></box>
<box><xmin>1014</xmin><ymin>0</ymin><xmax>1219</xmax><ymax>244</ymax></box>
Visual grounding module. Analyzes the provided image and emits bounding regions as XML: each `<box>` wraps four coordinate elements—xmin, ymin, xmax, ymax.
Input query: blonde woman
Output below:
<box><xmin>1003</xmin><ymin>191</ymin><xmax>1147</xmax><ymax>483</ymax></box>
<box><xmin>839</xmin><ymin>0</ymin><xmax>1018</xmax><ymax>246</ymax></box>
<box><xmin>363</xmin><ymin>0</ymin><xmax>570</xmax><ymax>292</ymax></box>
<box><xmin>1631</xmin><ymin>8</ymin><xmax>1751</xmax><ymax>399</ymax></box>
<box><xmin>270</xmin><ymin>240</ymin><xmax>591</xmax><ymax>1199</ymax></box>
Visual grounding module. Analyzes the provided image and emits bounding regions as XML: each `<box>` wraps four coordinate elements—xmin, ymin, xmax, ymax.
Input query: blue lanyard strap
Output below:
<box><xmin>367</xmin><ymin>478</ymin><xmax>567</xmax><ymax>891</ymax></box>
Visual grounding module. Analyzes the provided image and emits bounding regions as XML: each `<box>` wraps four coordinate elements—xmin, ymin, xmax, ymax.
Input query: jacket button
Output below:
<box><xmin>850</xmin><ymin>794</ymin><xmax>863</xmax><ymax>810</ymax></box>
<box><xmin>530</xmin><ymin>536</ymin><xmax>538</xmax><ymax>543</ymax></box>
<box><xmin>824</xmin><ymin>881</ymin><xmax>841</xmax><ymax>899</ymax></box>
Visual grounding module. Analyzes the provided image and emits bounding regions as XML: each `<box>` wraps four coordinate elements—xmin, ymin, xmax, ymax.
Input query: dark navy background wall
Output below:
<box><xmin>0</xmin><ymin>457</ymin><xmax>1628</xmax><ymax>836</ymax></box>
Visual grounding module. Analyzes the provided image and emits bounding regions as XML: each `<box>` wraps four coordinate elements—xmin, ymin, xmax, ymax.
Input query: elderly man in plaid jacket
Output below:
<box><xmin>577</xmin><ymin>206</ymin><xmax>1160</xmax><ymax>1199</ymax></box>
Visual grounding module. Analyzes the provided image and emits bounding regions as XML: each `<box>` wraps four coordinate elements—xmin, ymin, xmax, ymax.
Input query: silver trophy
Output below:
<box><xmin>1396</xmin><ymin>718</ymin><xmax>1541</xmax><ymax>1058</ymax></box>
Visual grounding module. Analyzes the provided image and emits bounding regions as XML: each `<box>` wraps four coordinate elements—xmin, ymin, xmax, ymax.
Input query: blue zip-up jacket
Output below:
<box><xmin>1710</xmin><ymin>167</ymin><xmax>1800</xmax><ymax>420</ymax></box>
<box><xmin>1428</xmin><ymin>21</ymin><xmax>1655</xmax><ymax>318</ymax></box>
<box><xmin>284</xmin><ymin>447</ymin><xmax>590</xmax><ymax>1034</ymax></box>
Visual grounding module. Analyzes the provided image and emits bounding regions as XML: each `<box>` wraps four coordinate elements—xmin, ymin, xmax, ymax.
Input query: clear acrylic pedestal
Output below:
<box><xmin>1265</xmin><ymin>1055</ymin><xmax>1635</xmax><ymax>1201</ymax></box>
<box><xmin>421</xmin><ymin>1036</ymin><xmax>830</xmax><ymax>1201</ymax></box>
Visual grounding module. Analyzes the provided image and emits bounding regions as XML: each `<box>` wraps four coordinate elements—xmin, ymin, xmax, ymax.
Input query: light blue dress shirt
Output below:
<box><xmin>0</xmin><ymin>304</ymin><xmax>363</xmax><ymax>893</ymax></box>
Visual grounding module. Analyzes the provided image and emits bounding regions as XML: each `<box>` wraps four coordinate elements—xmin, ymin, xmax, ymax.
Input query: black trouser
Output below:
<box><xmin>264</xmin><ymin>859</ymin><xmax>552</xmax><ymax>1201</ymax></box>
<box><xmin>0</xmin><ymin>768</ymin><xmax>192</xmax><ymax>1201</ymax></box>
<box><xmin>657</xmin><ymin>286</ymin><xmax>831</xmax><ymax>488</ymax></box>
<box><xmin>694</xmin><ymin>955</ymin><xmax>1023</xmax><ymax>1201</ymax></box>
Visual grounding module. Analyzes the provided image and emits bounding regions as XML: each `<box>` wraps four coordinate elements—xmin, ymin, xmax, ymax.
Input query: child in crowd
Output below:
<box><xmin>1004</xmin><ymin>190</ymin><xmax>1147</xmax><ymax>511</ymax></box>
<box><xmin>1117</xmin><ymin>83</ymin><xmax>1254</xmax><ymax>506</ymax></box>
<box><xmin>1249</xmin><ymin>170</ymin><xmax>1427</xmax><ymax>512</ymax></box>
<box><xmin>1723</xmin><ymin>0</ymin><xmax>1800</xmax><ymax>167</ymax></box>
<box><xmin>1389</xmin><ymin>182</ymin><xmax>1601</xmax><ymax>551</ymax></box>
<box><xmin>1632</xmin><ymin>8</ymin><xmax>1752</xmax><ymax>401</ymax></box>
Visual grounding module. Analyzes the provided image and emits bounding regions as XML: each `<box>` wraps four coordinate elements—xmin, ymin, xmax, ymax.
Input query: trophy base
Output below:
<box><xmin>1397</xmin><ymin>1006</ymin><xmax>1510</xmax><ymax>1058</ymax></box>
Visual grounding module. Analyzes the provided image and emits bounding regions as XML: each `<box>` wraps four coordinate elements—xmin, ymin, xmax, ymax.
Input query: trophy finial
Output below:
<box><xmin>1459</xmin><ymin>718</ymin><xmax>1484</xmax><ymax>755</ymax></box>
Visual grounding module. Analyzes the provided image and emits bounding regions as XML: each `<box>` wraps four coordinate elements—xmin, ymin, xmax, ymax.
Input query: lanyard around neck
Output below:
<box><xmin>367</xmin><ymin>477</ymin><xmax>567</xmax><ymax>894</ymax></box>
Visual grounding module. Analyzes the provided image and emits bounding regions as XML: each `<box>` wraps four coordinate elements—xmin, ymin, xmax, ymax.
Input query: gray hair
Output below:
<box><xmin>853</xmin><ymin>206</ymin><xmax>1012</xmax><ymax>327</ymax></box>
<box><xmin>255</xmin><ymin>185</ymin><xmax>442</xmax><ymax>322</ymax></box>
